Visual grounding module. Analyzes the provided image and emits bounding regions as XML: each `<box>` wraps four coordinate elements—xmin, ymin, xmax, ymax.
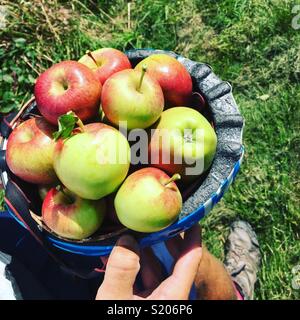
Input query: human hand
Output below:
<box><xmin>96</xmin><ymin>225</ymin><xmax>202</xmax><ymax>300</ymax></box>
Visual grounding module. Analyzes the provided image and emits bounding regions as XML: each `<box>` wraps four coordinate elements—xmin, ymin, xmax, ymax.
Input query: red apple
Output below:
<box><xmin>6</xmin><ymin>117</ymin><xmax>57</xmax><ymax>184</ymax></box>
<box><xmin>38</xmin><ymin>183</ymin><xmax>57</xmax><ymax>200</ymax></box>
<box><xmin>114</xmin><ymin>167</ymin><xmax>182</xmax><ymax>232</ymax></box>
<box><xmin>34</xmin><ymin>61</ymin><xmax>102</xmax><ymax>125</ymax></box>
<box><xmin>42</xmin><ymin>187</ymin><xmax>106</xmax><ymax>240</ymax></box>
<box><xmin>101</xmin><ymin>68</ymin><xmax>164</xmax><ymax>129</ymax></box>
<box><xmin>135</xmin><ymin>54</ymin><xmax>193</xmax><ymax>107</ymax></box>
<box><xmin>78</xmin><ymin>48</ymin><xmax>131</xmax><ymax>85</ymax></box>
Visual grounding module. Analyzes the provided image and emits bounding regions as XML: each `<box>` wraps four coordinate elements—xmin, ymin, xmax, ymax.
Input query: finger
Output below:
<box><xmin>165</xmin><ymin>224</ymin><xmax>202</xmax><ymax>260</ymax></box>
<box><xmin>96</xmin><ymin>235</ymin><xmax>140</xmax><ymax>300</ymax></box>
<box><xmin>140</xmin><ymin>247</ymin><xmax>164</xmax><ymax>290</ymax></box>
<box><xmin>149</xmin><ymin>225</ymin><xmax>202</xmax><ymax>300</ymax></box>
<box><xmin>165</xmin><ymin>234</ymin><xmax>183</xmax><ymax>260</ymax></box>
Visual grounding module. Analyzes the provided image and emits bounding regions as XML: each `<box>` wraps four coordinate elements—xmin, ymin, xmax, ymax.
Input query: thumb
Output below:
<box><xmin>96</xmin><ymin>235</ymin><xmax>140</xmax><ymax>300</ymax></box>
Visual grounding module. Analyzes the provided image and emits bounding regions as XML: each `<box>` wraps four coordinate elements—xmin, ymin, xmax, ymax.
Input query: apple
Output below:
<box><xmin>101</xmin><ymin>67</ymin><xmax>164</xmax><ymax>129</ymax></box>
<box><xmin>6</xmin><ymin>117</ymin><xmax>57</xmax><ymax>184</ymax></box>
<box><xmin>106</xmin><ymin>192</ymin><xmax>122</xmax><ymax>226</ymax></box>
<box><xmin>149</xmin><ymin>107</ymin><xmax>217</xmax><ymax>180</ymax></box>
<box><xmin>114</xmin><ymin>167</ymin><xmax>182</xmax><ymax>232</ymax></box>
<box><xmin>78</xmin><ymin>48</ymin><xmax>131</xmax><ymax>85</ymax></box>
<box><xmin>42</xmin><ymin>187</ymin><xmax>106</xmax><ymax>240</ymax></box>
<box><xmin>38</xmin><ymin>183</ymin><xmax>57</xmax><ymax>200</ymax></box>
<box><xmin>34</xmin><ymin>61</ymin><xmax>102</xmax><ymax>125</ymax></box>
<box><xmin>135</xmin><ymin>54</ymin><xmax>193</xmax><ymax>107</ymax></box>
<box><xmin>54</xmin><ymin>122</ymin><xmax>131</xmax><ymax>200</ymax></box>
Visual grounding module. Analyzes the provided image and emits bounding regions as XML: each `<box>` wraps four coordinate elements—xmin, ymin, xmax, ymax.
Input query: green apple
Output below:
<box><xmin>149</xmin><ymin>107</ymin><xmax>217</xmax><ymax>180</ymax></box>
<box><xmin>42</xmin><ymin>187</ymin><xmax>105</xmax><ymax>240</ymax></box>
<box><xmin>54</xmin><ymin>122</ymin><xmax>131</xmax><ymax>200</ymax></box>
<box><xmin>115</xmin><ymin>167</ymin><xmax>182</xmax><ymax>232</ymax></box>
<box><xmin>101</xmin><ymin>67</ymin><xmax>164</xmax><ymax>129</ymax></box>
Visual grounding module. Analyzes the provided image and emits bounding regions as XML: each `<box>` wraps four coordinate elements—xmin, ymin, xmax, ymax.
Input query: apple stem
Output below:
<box><xmin>86</xmin><ymin>50</ymin><xmax>98</xmax><ymax>67</ymax></box>
<box><xmin>56</xmin><ymin>185</ymin><xmax>74</xmax><ymax>204</ymax></box>
<box><xmin>164</xmin><ymin>173</ymin><xmax>181</xmax><ymax>187</ymax></box>
<box><xmin>137</xmin><ymin>64</ymin><xmax>147</xmax><ymax>92</ymax></box>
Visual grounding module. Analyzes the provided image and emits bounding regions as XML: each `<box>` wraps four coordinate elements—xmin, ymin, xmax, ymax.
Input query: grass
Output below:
<box><xmin>0</xmin><ymin>0</ymin><xmax>299</xmax><ymax>299</ymax></box>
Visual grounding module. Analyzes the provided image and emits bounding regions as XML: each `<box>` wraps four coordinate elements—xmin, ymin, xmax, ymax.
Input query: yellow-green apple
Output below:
<box><xmin>6</xmin><ymin>117</ymin><xmax>57</xmax><ymax>184</ymax></box>
<box><xmin>106</xmin><ymin>193</ymin><xmax>122</xmax><ymax>226</ymax></box>
<box><xmin>101</xmin><ymin>67</ymin><xmax>164</xmax><ymax>129</ymax></box>
<box><xmin>54</xmin><ymin>122</ymin><xmax>131</xmax><ymax>200</ymax></box>
<box><xmin>135</xmin><ymin>54</ymin><xmax>192</xmax><ymax>107</ymax></box>
<box><xmin>42</xmin><ymin>187</ymin><xmax>106</xmax><ymax>240</ymax></box>
<box><xmin>114</xmin><ymin>167</ymin><xmax>182</xmax><ymax>232</ymax></box>
<box><xmin>34</xmin><ymin>61</ymin><xmax>102</xmax><ymax>125</ymax></box>
<box><xmin>78</xmin><ymin>48</ymin><xmax>131</xmax><ymax>85</ymax></box>
<box><xmin>149</xmin><ymin>107</ymin><xmax>217</xmax><ymax>180</ymax></box>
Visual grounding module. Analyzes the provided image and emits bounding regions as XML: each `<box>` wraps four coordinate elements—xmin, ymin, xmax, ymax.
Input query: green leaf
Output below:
<box><xmin>14</xmin><ymin>38</ymin><xmax>26</xmax><ymax>44</ymax></box>
<box><xmin>18</xmin><ymin>75</ymin><xmax>25</xmax><ymax>83</ymax></box>
<box><xmin>2</xmin><ymin>74</ymin><xmax>13</xmax><ymax>83</ymax></box>
<box><xmin>0</xmin><ymin>189</ymin><xmax>4</xmax><ymax>211</ymax></box>
<box><xmin>53</xmin><ymin>112</ymin><xmax>79</xmax><ymax>141</ymax></box>
<box><xmin>258</xmin><ymin>94</ymin><xmax>270</xmax><ymax>101</ymax></box>
<box><xmin>0</xmin><ymin>104</ymin><xmax>17</xmax><ymax>114</ymax></box>
<box><xmin>14</xmin><ymin>38</ymin><xmax>26</xmax><ymax>48</ymax></box>
<box><xmin>2</xmin><ymin>91</ymin><xmax>13</xmax><ymax>101</ymax></box>
<box><xmin>28</xmin><ymin>74</ymin><xmax>36</xmax><ymax>84</ymax></box>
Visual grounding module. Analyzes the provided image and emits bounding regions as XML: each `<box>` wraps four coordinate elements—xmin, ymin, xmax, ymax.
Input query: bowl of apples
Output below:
<box><xmin>0</xmin><ymin>48</ymin><xmax>243</xmax><ymax>274</ymax></box>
